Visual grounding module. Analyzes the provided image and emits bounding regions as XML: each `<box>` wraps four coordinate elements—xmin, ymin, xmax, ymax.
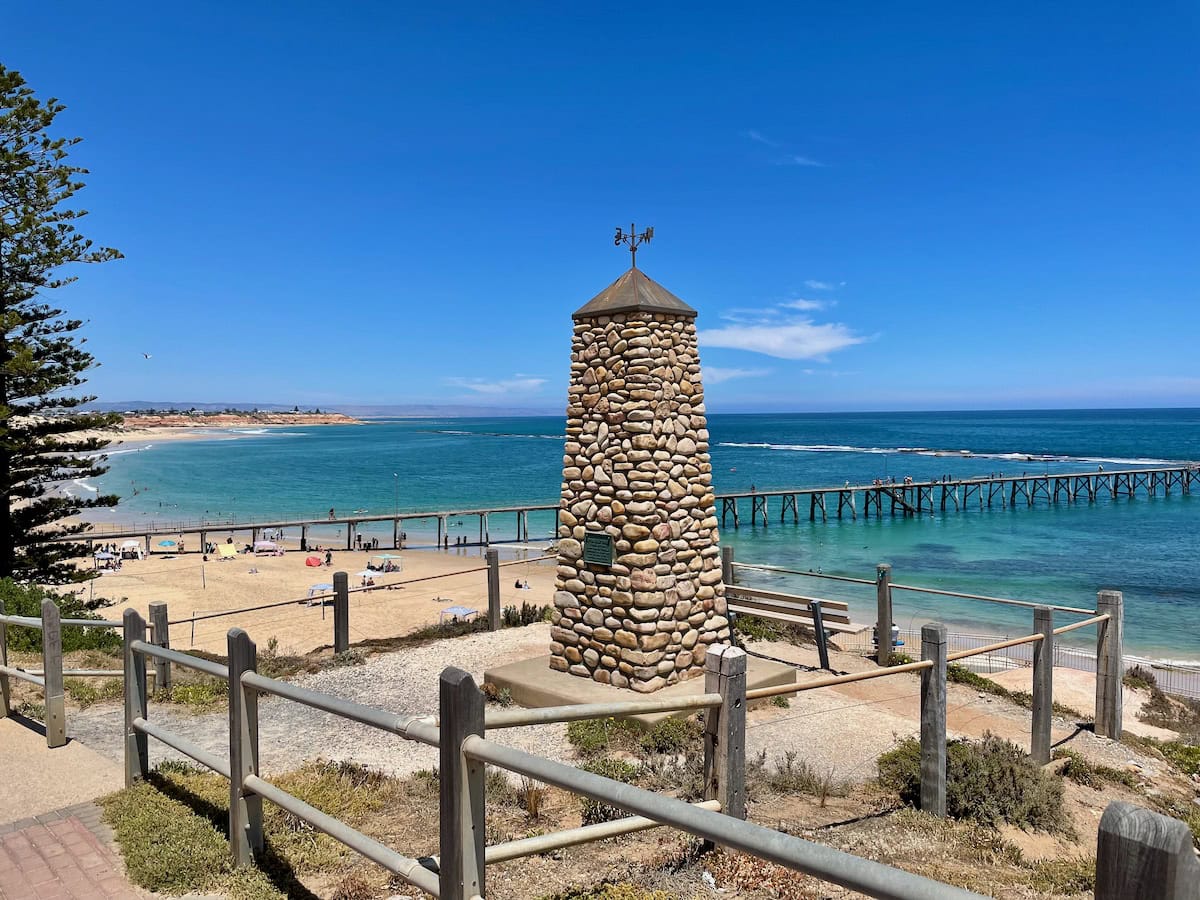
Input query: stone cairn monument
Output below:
<box><xmin>551</xmin><ymin>226</ymin><xmax>731</xmax><ymax>692</ymax></box>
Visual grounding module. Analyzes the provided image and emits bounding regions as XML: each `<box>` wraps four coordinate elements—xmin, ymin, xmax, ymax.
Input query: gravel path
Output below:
<box><xmin>69</xmin><ymin>625</ymin><xmax>571</xmax><ymax>777</ymax></box>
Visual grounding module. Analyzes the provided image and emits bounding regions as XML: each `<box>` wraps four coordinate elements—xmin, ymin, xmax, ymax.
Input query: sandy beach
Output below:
<box><xmin>78</xmin><ymin>541</ymin><xmax>557</xmax><ymax>654</ymax></box>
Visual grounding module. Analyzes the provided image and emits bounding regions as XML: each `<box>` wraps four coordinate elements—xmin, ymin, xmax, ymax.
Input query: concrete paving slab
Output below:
<box><xmin>0</xmin><ymin>718</ymin><xmax>123</xmax><ymax>824</ymax></box>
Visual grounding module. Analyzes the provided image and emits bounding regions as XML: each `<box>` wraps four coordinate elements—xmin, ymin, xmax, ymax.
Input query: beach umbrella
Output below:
<box><xmin>158</xmin><ymin>540</ymin><xmax>177</xmax><ymax>548</ymax></box>
<box><xmin>372</xmin><ymin>553</ymin><xmax>402</xmax><ymax>560</ymax></box>
<box><xmin>253</xmin><ymin>540</ymin><xmax>278</xmax><ymax>551</ymax></box>
<box><xmin>121</xmin><ymin>540</ymin><xmax>141</xmax><ymax>548</ymax></box>
<box><xmin>93</xmin><ymin>551</ymin><xmax>115</xmax><ymax>560</ymax></box>
<box><xmin>354</xmin><ymin>570</ymin><xmax>380</xmax><ymax>578</ymax></box>
<box><xmin>309</xmin><ymin>583</ymin><xmax>333</xmax><ymax>593</ymax></box>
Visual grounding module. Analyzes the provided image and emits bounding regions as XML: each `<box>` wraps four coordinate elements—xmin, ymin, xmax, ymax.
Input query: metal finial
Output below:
<box><xmin>614</xmin><ymin>223</ymin><xmax>653</xmax><ymax>268</ymax></box>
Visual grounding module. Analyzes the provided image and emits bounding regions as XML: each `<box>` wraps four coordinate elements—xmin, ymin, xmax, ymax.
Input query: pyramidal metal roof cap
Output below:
<box><xmin>573</xmin><ymin>267</ymin><xmax>698</xmax><ymax>320</ymax></box>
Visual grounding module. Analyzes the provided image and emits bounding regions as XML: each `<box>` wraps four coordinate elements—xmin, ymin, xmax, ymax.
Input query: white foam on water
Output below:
<box><xmin>718</xmin><ymin>441</ymin><xmax>1188</xmax><ymax>468</ymax></box>
<box><xmin>72</xmin><ymin>478</ymin><xmax>99</xmax><ymax>493</ymax></box>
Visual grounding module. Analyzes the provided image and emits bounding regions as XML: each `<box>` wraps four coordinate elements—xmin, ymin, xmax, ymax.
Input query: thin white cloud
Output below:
<box><xmin>778</xmin><ymin>154</ymin><xmax>825</xmax><ymax>167</ymax></box>
<box><xmin>705</xmin><ymin>366</ymin><xmax>771</xmax><ymax>384</ymax></box>
<box><xmin>698</xmin><ymin>320</ymin><xmax>867</xmax><ymax>361</ymax></box>
<box><xmin>780</xmin><ymin>298</ymin><xmax>827</xmax><ymax>311</ymax></box>
<box><xmin>804</xmin><ymin>279</ymin><xmax>842</xmax><ymax>291</ymax></box>
<box><xmin>744</xmin><ymin>129</ymin><xmax>779</xmax><ymax>147</ymax></box>
<box><xmin>445</xmin><ymin>375</ymin><xmax>547</xmax><ymax>395</ymax></box>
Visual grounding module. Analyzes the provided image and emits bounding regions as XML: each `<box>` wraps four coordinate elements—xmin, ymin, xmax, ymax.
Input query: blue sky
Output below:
<box><xmin>9</xmin><ymin>2</ymin><xmax>1199</xmax><ymax>412</ymax></box>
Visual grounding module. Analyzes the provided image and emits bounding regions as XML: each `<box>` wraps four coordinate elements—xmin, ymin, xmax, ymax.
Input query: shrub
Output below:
<box><xmin>1029</xmin><ymin>856</ymin><xmax>1096</xmax><ymax>894</ymax></box>
<box><xmin>501</xmin><ymin>602</ymin><xmax>552</xmax><ymax>628</ymax></box>
<box><xmin>1138</xmin><ymin>688</ymin><xmax>1200</xmax><ymax>735</ymax></box>
<box><xmin>579</xmin><ymin>758</ymin><xmax>639</xmax><ymax>825</ymax></box>
<box><xmin>878</xmin><ymin>734</ymin><xmax>1068</xmax><ymax>832</ymax></box>
<box><xmin>0</xmin><ymin>578</ymin><xmax>121</xmax><ymax>653</ymax></box>
<box><xmin>639</xmin><ymin>716</ymin><xmax>700</xmax><ymax>755</ymax></box>
<box><xmin>1053</xmin><ymin>748</ymin><xmax>1138</xmax><ymax>789</ymax></box>
<box><xmin>748</xmin><ymin>750</ymin><xmax>846</xmax><ymax>804</ymax></box>
<box><xmin>1124</xmin><ymin>665</ymin><xmax>1158</xmax><ymax>691</ymax></box>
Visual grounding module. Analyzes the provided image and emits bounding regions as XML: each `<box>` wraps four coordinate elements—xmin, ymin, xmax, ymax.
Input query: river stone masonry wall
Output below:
<box><xmin>551</xmin><ymin>292</ymin><xmax>730</xmax><ymax>693</ymax></box>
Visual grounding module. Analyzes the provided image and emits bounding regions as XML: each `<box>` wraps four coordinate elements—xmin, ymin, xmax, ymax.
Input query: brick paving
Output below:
<box><xmin>0</xmin><ymin>804</ymin><xmax>142</xmax><ymax>899</ymax></box>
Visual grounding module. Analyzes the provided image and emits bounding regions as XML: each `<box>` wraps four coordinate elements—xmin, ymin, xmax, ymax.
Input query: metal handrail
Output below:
<box><xmin>745</xmin><ymin>659</ymin><xmax>934</xmax><ymax>701</ymax></box>
<box><xmin>462</xmin><ymin>735</ymin><xmax>985</xmax><ymax>900</ymax></box>
<box><xmin>243</xmin><ymin>774</ymin><xmax>440</xmax><ymax>896</ymax></box>
<box><xmin>888</xmin><ymin>583</ymin><xmax>1095</xmax><ymax>616</ymax></box>
<box><xmin>0</xmin><ymin>614</ymin><xmax>150</xmax><ymax>631</ymax></box>
<box><xmin>130</xmin><ymin>640</ymin><xmax>229</xmax><ymax>679</ymax></box>
<box><xmin>1053</xmin><ymin>614</ymin><xmax>1109</xmax><ymax>636</ymax></box>
<box><xmin>239</xmin><ymin>670</ymin><xmax>440</xmax><ymax>747</ymax></box>
<box><xmin>484</xmin><ymin>693</ymin><xmax>723</xmax><ymax>728</ymax></box>
<box><xmin>484</xmin><ymin>800</ymin><xmax>723</xmax><ymax>863</ymax></box>
<box><xmin>731</xmin><ymin>562</ymin><xmax>876</xmax><ymax>586</ymax></box>
<box><xmin>133</xmin><ymin>717</ymin><xmax>231</xmax><ymax>779</ymax></box>
<box><xmin>0</xmin><ymin>664</ymin><xmax>45</xmax><ymax>687</ymax></box>
<box><xmin>946</xmin><ymin>633</ymin><xmax>1043</xmax><ymax>662</ymax></box>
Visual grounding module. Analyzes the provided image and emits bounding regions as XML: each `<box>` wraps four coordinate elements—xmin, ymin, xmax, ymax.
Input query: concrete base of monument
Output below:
<box><xmin>483</xmin><ymin>653</ymin><xmax>798</xmax><ymax>727</ymax></box>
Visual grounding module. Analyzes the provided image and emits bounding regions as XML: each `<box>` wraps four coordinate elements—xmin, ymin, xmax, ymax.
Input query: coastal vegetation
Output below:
<box><xmin>0</xmin><ymin>579</ymin><xmax>120</xmax><ymax>651</ymax></box>
<box><xmin>0</xmin><ymin>64</ymin><xmax>122</xmax><ymax>584</ymax></box>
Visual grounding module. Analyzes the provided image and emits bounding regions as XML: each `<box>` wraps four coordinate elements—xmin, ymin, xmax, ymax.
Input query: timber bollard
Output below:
<box><xmin>721</xmin><ymin>546</ymin><xmax>734</xmax><ymax>586</ymax></box>
<box><xmin>41</xmin><ymin>599</ymin><xmax>66</xmax><ymax>749</ymax></box>
<box><xmin>486</xmin><ymin>549</ymin><xmax>501</xmax><ymax>631</ymax></box>
<box><xmin>703</xmin><ymin>644</ymin><xmax>747</xmax><ymax>821</ymax></box>
<box><xmin>149</xmin><ymin>602</ymin><xmax>172</xmax><ymax>693</ymax></box>
<box><xmin>1095</xmin><ymin>590</ymin><xmax>1124</xmax><ymax>739</ymax></box>
<box><xmin>810</xmin><ymin>601</ymin><xmax>831</xmax><ymax>671</ymax></box>
<box><xmin>228</xmin><ymin>628</ymin><xmax>263</xmax><ymax>866</ymax></box>
<box><xmin>1096</xmin><ymin>801</ymin><xmax>1200</xmax><ymax>899</ymax></box>
<box><xmin>875</xmin><ymin>564</ymin><xmax>893</xmax><ymax>665</ymax></box>
<box><xmin>920</xmin><ymin>623</ymin><xmax>947</xmax><ymax>817</ymax></box>
<box><xmin>0</xmin><ymin>599</ymin><xmax>10</xmax><ymax>717</ymax></box>
<box><xmin>123</xmin><ymin>609</ymin><xmax>149</xmax><ymax>786</ymax></box>
<box><xmin>439</xmin><ymin>668</ymin><xmax>486</xmax><ymax>900</ymax></box>
<box><xmin>1031</xmin><ymin>606</ymin><xmax>1054</xmax><ymax>764</ymax></box>
<box><xmin>333</xmin><ymin>571</ymin><xmax>349</xmax><ymax>654</ymax></box>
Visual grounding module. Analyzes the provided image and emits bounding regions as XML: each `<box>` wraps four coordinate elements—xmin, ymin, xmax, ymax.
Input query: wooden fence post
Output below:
<box><xmin>1095</xmin><ymin>590</ymin><xmax>1124</xmax><ymax>739</ymax></box>
<box><xmin>333</xmin><ymin>571</ymin><xmax>349</xmax><ymax>654</ymax></box>
<box><xmin>1096</xmin><ymin>801</ymin><xmax>1200</xmax><ymax>899</ymax></box>
<box><xmin>920</xmin><ymin>623</ymin><xmax>947</xmax><ymax>817</ymax></box>
<box><xmin>875</xmin><ymin>564</ymin><xmax>893</xmax><ymax>665</ymax></box>
<box><xmin>1031</xmin><ymin>606</ymin><xmax>1053</xmax><ymax>764</ymax></box>
<box><xmin>439</xmin><ymin>667</ymin><xmax>486</xmax><ymax>900</ymax></box>
<box><xmin>810</xmin><ymin>601</ymin><xmax>831</xmax><ymax>671</ymax></box>
<box><xmin>149</xmin><ymin>602</ymin><xmax>171</xmax><ymax>694</ymax></box>
<box><xmin>228</xmin><ymin>628</ymin><xmax>263</xmax><ymax>866</ymax></box>
<box><xmin>486</xmin><ymin>549</ymin><xmax>501</xmax><ymax>631</ymax></box>
<box><xmin>41</xmin><ymin>599</ymin><xmax>66</xmax><ymax>749</ymax></box>
<box><xmin>703</xmin><ymin>644</ymin><xmax>747</xmax><ymax>821</ymax></box>
<box><xmin>0</xmin><ymin>599</ymin><xmax>10</xmax><ymax>717</ymax></box>
<box><xmin>123</xmin><ymin>609</ymin><xmax>148</xmax><ymax>786</ymax></box>
<box><xmin>721</xmin><ymin>546</ymin><xmax>734</xmax><ymax>586</ymax></box>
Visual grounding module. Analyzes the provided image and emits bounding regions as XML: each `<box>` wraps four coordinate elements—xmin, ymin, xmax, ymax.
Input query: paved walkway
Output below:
<box><xmin>0</xmin><ymin>804</ymin><xmax>141</xmax><ymax>899</ymax></box>
<box><xmin>0</xmin><ymin>719</ymin><xmax>144</xmax><ymax>898</ymax></box>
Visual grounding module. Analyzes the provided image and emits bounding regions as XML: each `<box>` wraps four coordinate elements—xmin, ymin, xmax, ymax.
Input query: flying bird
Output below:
<box><xmin>141</xmin><ymin>353</ymin><xmax>152</xmax><ymax>359</ymax></box>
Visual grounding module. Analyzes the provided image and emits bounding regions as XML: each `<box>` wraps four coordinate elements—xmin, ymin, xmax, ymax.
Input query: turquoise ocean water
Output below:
<box><xmin>81</xmin><ymin>409</ymin><xmax>1200</xmax><ymax>660</ymax></box>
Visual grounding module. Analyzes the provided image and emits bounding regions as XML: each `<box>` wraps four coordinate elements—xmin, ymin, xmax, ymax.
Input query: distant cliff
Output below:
<box><xmin>118</xmin><ymin>411</ymin><xmax>360</xmax><ymax>429</ymax></box>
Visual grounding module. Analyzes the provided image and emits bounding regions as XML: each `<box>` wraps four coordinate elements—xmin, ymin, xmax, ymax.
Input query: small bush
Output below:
<box><xmin>1124</xmin><ymin>665</ymin><xmax>1158</xmax><ymax>691</ymax></box>
<box><xmin>747</xmin><ymin>750</ymin><xmax>846</xmax><ymax>804</ymax></box>
<box><xmin>481</xmin><ymin>682</ymin><xmax>514</xmax><ymax>706</ymax></box>
<box><xmin>0</xmin><ymin>579</ymin><xmax>121</xmax><ymax>653</ymax></box>
<box><xmin>566</xmin><ymin>716</ymin><xmax>643</xmax><ymax>756</ymax></box>
<box><xmin>1053</xmin><ymin>748</ymin><xmax>1138</xmax><ymax>789</ymax></box>
<box><xmin>162</xmin><ymin>679</ymin><xmax>226</xmax><ymax>710</ymax></box>
<box><xmin>518</xmin><ymin>777</ymin><xmax>546</xmax><ymax>821</ymax></box>
<box><xmin>639</xmin><ymin>716</ymin><xmax>700</xmax><ymax>755</ymax></box>
<box><xmin>1029</xmin><ymin>856</ymin><xmax>1096</xmax><ymax>894</ymax></box>
<box><xmin>637</xmin><ymin>748</ymin><xmax>706</xmax><ymax>801</ymax></box>
<box><xmin>771</xmin><ymin>695</ymin><xmax>790</xmax><ymax>708</ymax></box>
<box><xmin>543</xmin><ymin>884</ymin><xmax>676</xmax><ymax>900</ymax></box>
<box><xmin>579</xmin><ymin>758</ymin><xmax>639</xmax><ymax>825</ymax></box>
<box><xmin>502</xmin><ymin>602</ymin><xmax>552</xmax><ymax>628</ymax></box>
<box><xmin>64</xmin><ymin>678</ymin><xmax>122</xmax><ymax>709</ymax></box>
<box><xmin>888</xmin><ymin>651</ymin><xmax>914</xmax><ymax>666</ymax></box>
<box><xmin>1138</xmin><ymin>687</ymin><xmax>1200</xmax><ymax>735</ymax></box>
<box><xmin>878</xmin><ymin>734</ymin><xmax>1068</xmax><ymax>832</ymax></box>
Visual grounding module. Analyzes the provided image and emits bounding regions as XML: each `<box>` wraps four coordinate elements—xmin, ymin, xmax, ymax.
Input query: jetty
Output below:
<box><xmin>720</xmin><ymin>465</ymin><xmax>1199</xmax><ymax>526</ymax></box>
<box><xmin>52</xmin><ymin>465</ymin><xmax>1200</xmax><ymax>552</ymax></box>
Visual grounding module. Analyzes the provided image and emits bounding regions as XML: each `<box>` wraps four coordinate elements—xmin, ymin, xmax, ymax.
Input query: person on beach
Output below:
<box><xmin>329</xmin><ymin>508</ymin><xmax>335</xmax><ymax>520</ymax></box>
<box><xmin>324</xmin><ymin>549</ymin><xmax>333</xmax><ymax>567</ymax></box>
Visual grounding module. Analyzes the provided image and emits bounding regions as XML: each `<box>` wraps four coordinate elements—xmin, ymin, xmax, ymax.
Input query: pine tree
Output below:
<box><xmin>1</xmin><ymin>64</ymin><xmax>122</xmax><ymax>583</ymax></box>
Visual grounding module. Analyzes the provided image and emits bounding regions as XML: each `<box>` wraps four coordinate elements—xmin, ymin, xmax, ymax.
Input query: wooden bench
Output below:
<box><xmin>725</xmin><ymin>586</ymin><xmax>869</xmax><ymax>634</ymax></box>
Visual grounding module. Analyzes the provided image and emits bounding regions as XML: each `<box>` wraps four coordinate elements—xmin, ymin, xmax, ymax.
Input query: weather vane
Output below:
<box><xmin>614</xmin><ymin>223</ymin><xmax>654</xmax><ymax>268</ymax></box>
